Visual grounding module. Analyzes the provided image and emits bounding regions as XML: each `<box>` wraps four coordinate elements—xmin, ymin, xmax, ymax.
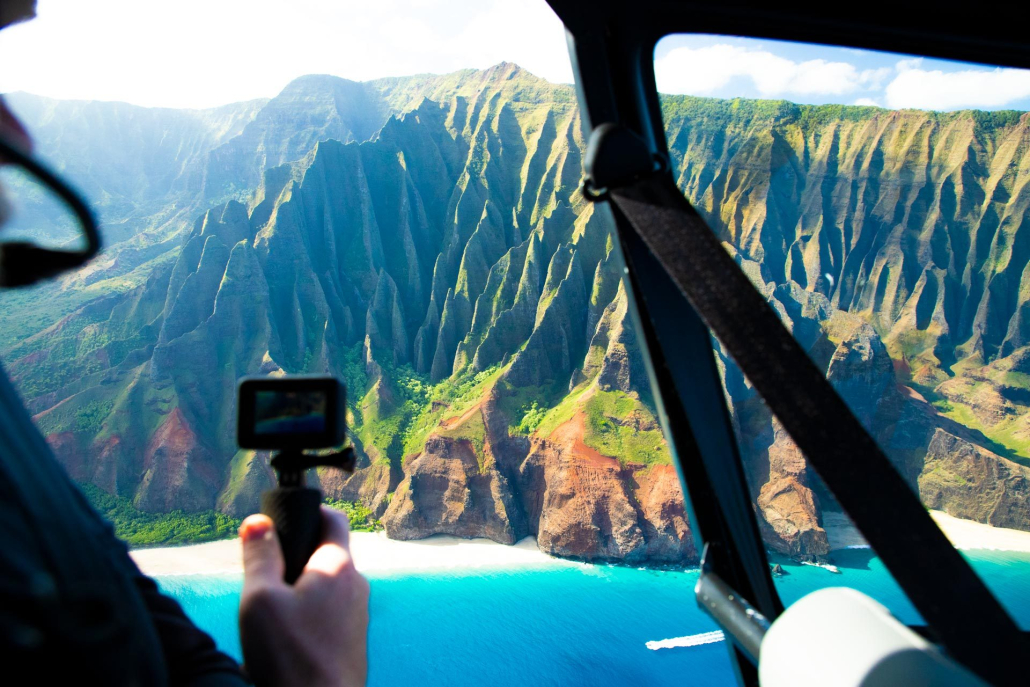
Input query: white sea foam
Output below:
<box><xmin>646</xmin><ymin>630</ymin><xmax>725</xmax><ymax>650</ymax></box>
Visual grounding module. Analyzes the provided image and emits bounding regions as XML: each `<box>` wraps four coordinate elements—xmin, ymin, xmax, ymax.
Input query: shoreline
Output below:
<box><xmin>131</xmin><ymin>509</ymin><xmax>1030</xmax><ymax>577</ymax></box>
<box><xmin>131</xmin><ymin>532</ymin><xmax>563</xmax><ymax>577</ymax></box>
<box><xmin>824</xmin><ymin>509</ymin><xmax>1030</xmax><ymax>554</ymax></box>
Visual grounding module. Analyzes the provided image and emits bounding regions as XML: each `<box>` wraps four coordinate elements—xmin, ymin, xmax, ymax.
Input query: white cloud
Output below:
<box><xmin>895</xmin><ymin>58</ymin><xmax>924</xmax><ymax>73</ymax></box>
<box><xmin>0</xmin><ymin>0</ymin><xmax>573</xmax><ymax>108</ymax></box>
<box><xmin>884</xmin><ymin>64</ymin><xmax>1030</xmax><ymax>110</ymax></box>
<box><xmin>854</xmin><ymin>97</ymin><xmax>880</xmax><ymax>107</ymax></box>
<box><xmin>654</xmin><ymin>44</ymin><xmax>885</xmax><ymax>98</ymax></box>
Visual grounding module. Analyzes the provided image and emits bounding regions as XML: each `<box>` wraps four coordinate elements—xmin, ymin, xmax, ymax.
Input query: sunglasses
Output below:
<box><xmin>0</xmin><ymin>135</ymin><xmax>100</xmax><ymax>287</ymax></box>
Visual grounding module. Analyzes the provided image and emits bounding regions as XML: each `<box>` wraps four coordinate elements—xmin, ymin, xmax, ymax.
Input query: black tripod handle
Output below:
<box><xmin>261</xmin><ymin>487</ymin><xmax>322</xmax><ymax>584</ymax></box>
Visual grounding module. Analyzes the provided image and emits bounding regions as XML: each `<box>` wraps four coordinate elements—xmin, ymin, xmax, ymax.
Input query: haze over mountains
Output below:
<box><xmin>2</xmin><ymin>64</ymin><xmax>1029</xmax><ymax>564</ymax></box>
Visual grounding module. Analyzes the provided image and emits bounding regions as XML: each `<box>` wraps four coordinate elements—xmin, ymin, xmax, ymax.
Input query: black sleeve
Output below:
<box><xmin>132</xmin><ymin>569</ymin><xmax>252</xmax><ymax>687</ymax></box>
<box><xmin>0</xmin><ymin>363</ymin><xmax>250</xmax><ymax>685</ymax></box>
<box><xmin>85</xmin><ymin>489</ymin><xmax>251</xmax><ymax>687</ymax></box>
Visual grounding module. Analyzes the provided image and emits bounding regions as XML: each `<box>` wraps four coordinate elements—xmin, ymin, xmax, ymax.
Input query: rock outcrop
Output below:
<box><xmin>383</xmin><ymin>400</ymin><xmax>696</xmax><ymax>565</ymax></box>
<box><xmin>756</xmin><ymin>424</ymin><xmax>830</xmax><ymax>559</ymax></box>
<box><xmin>382</xmin><ymin>433</ymin><xmax>528</xmax><ymax>544</ymax></box>
<box><xmin>521</xmin><ymin>430</ymin><xmax>694</xmax><ymax>565</ymax></box>
<box><xmin>919</xmin><ymin>429</ymin><xmax>1030</xmax><ymax>530</ymax></box>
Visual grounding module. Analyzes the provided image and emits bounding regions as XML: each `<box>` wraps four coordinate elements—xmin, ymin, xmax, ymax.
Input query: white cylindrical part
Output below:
<box><xmin>759</xmin><ymin>588</ymin><xmax>988</xmax><ymax>687</ymax></box>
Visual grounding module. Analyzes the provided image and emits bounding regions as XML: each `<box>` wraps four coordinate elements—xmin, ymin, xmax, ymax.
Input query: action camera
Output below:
<box><xmin>237</xmin><ymin>375</ymin><xmax>346</xmax><ymax>450</ymax></box>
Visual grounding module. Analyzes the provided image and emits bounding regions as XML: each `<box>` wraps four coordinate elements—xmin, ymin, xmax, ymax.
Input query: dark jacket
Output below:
<box><xmin>0</xmin><ymin>364</ymin><xmax>249</xmax><ymax>685</ymax></box>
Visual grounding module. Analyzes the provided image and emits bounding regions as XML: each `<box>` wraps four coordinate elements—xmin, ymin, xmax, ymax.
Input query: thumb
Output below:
<box><xmin>302</xmin><ymin>506</ymin><xmax>355</xmax><ymax>578</ymax></box>
<box><xmin>240</xmin><ymin>514</ymin><xmax>285</xmax><ymax>589</ymax></box>
<box><xmin>320</xmin><ymin>505</ymin><xmax>352</xmax><ymax>551</ymax></box>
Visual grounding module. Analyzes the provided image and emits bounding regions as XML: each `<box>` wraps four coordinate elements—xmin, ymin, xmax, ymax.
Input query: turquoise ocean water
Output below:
<box><xmin>158</xmin><ymin>550</ymin><xmax>1030</xmax><ymax>686</ymax></box>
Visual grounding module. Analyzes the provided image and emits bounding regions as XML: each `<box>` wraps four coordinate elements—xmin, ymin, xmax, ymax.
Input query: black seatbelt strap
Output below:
<box><xmin>584</xmin><ymin>124</ymin><xmax>1024</xmax><ymax>684</ymax></box>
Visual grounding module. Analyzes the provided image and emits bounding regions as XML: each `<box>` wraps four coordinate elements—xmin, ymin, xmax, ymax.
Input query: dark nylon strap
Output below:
<box><xmin>608</xmin><ymin>175</ymin><xmax>1025</xmax><ymax>684</ymax></box>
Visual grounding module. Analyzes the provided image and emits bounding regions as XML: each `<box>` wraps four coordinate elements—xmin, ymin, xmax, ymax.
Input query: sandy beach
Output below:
<box><xmin>131</xmin><ymin>532</ymin><xmax>561</xmax><ymax>577</ymax></box>
<box><xmin>131</xmin><ymin>509</ymin><xmax>1030</xmax><ymax>577</ymax></box>
<box><xmin>824</xmin><ymin>509</ymin><xmax>1030</xmax><ymax>553</ymax></box>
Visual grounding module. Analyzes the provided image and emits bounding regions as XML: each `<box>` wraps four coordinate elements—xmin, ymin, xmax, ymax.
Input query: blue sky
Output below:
<box><xmin>2</xmin><ymin>1</ymin><xmax>1029</xmax><ymax>113</ymax></box>
<box><xmin>655</xmin><ymin>34</ymin><xmax>1030</xmax><ymax>111</ymax></box>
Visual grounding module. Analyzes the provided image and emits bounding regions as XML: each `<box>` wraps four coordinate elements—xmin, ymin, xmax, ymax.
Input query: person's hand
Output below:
<box><xmin>238</xmin><ymin>507</ymin><xmax>370</xmax><ymax>687</ymax></box>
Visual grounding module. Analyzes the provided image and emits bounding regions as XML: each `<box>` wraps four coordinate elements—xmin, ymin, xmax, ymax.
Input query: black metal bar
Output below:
<box><xmin>552</xmin><ymin>5</ymin><xmax>783</xmax><ymax>618</ymax></box>
<box><xmin>615</xmin><ymin>228</ymin><xmax>770</xmax><ymax>687</ymax></box>
<box><xmin>553</xmin><ymin>0</ymin><xmax>783</xmax><ymax>608</ymax></box>
<box><xmin>617</xmin><ymin>212</ymin><xmax>783</xmax><ymax>619</ymax></box>
<box><xmin>552</xmin><ymin>6</ymin><xmax>784</xmax><ymax>683</ymax></box>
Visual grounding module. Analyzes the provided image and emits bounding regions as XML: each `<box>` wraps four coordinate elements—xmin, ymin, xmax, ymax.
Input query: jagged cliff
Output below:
<box><xmin>665</xmin><ymin>97</ymin><xmax>1030</xmax><ymax>554</ymax></box>
<box><xmin>664</xmin><ymin>99</ymin><xmax>1030</xmax><ymax>377</ymax></box>
<box><xmin>4</xmin><ymin>67</ymin><xmax>1030</xmax><ymax>565</ymax></box>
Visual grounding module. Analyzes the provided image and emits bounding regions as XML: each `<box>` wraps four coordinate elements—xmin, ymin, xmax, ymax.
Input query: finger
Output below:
<box><xmin>240</xmin><ymin>514</ymin><xmax>285</xmax><ymax>589</ymax></box>
<box><xmin>301</xmin><ymin>507</ymin><xmax>354</xmax><ymax>578</ymax></box>
<box><xmin>320</xmin><ymin>505</ymin><xmax>352</xmax><ymax>550</ymax></box>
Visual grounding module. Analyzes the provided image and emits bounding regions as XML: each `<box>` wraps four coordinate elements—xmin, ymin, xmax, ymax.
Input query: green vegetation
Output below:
<box><xmin>517</xmin><ymin>385</ymin><xmax>670</xmax><ymax>465</ymax></box>
<box><xmin>438</xmin><ymin>410</ymin><xmax>489</xmax><ymax>469</ymax></box>
<box><xmin>660</xmin><ymin>94</ymin><xmax>792</xmax><ymax>127</ymax></box>
<box><xmin>397</xmin><ymin>364</ymin><xmax>503</xmax><ymax>459</ymax></box>
<box><xmin>932</xmin><ymin>398</ymin><xmax>1030</xmax><ymax>468</ymax></box>
<box><xmin>533</xmin><ymin>388</ymin><xmax>584</xmax><ymax>438</ymax></box>
<box><xmin>345</xmin><ymin>356</ymin><xmax>506</xmax><ymax>468</ymax></box>
<box><xmin>80</xmin><ymin>483</ymin><xmax>241</xmax><ymax>548</ymax></box>
<box><xmin>970</xmin><ymin>109</ymin><xmax>1023</xmax><ymax>129</ymax></box>
<box><xmin>582</xmin><ymin>390</ymin><xmax>671</xmax><ymax>466</ymax></box>
<box><xmin>494</xmin><ymin>378</ymin><xmax>563</xmax><ymax>436</ymax></box>
<box><xmin>340</xmin><ymin>343</ymin><xmax>369</xmax><ymax>403</ymax></box>
<box><xmin>930</xmin><ymin>464</ymin><xmax>970</xmax><ymax>487</ymax></box>
<box><xmin>323</xmin><ymin>498</ymin><xmax>383</xmax><ymax>532</ymax></box>
<box><xmin>358</xmin><ymin>396</ymin><xmax>407</xmax><ymax>464</ymax></box>
<box><xmin>514</xmin><ymin>401</ymin><xmax>546</xmax><ymax>435</ymax></box>
<box><xmin>75</xmin><ymin>400</ymin><xmax>114</xmax><ymax>435</ymax></box>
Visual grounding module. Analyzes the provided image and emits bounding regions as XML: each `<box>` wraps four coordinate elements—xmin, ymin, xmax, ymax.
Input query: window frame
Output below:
<box><xmin>546</xmin><ymin>1</ymin><xmax>1030</xmax><ymax>683</ymax></box>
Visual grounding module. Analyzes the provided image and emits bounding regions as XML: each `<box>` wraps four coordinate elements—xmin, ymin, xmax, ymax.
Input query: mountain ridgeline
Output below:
<box><xmin>3</xmin><ymin>65</ymin><xmax>1030</xmax><ymax>564</ymax></box>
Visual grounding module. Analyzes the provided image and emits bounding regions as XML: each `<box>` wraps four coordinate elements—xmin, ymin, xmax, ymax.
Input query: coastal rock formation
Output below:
<box><xmin>919</xmin><ymin>429</ymin><xmax>1030</xmax><ymax>530</ymax></box>
<box><xmin>756</xmin><ymin>424</ymin><xmax>830</xmax><ymax>559</ymax></box>
<box><xmin>383</xmin><ymin>399</ymin><xmax>696</xmax><ymax>565</ymax></box>
<box><xmin>318</xmin><ymin>451</ymin><xmax>397</xmax><ymax>519</ymax></box>
<box><xmin>6</xmin><ymin>66</ymin><xmax>1030</xmax><ymax>564</ymax></box>
<box><xmin>382</xmin><ymin>433</ymin><xmax>527</xmax><ymax>543</ymax></box>
<box><xmin>522</xmin><ymin>431</ymin><xmax>695</xmax><ymax>565</ymax></box>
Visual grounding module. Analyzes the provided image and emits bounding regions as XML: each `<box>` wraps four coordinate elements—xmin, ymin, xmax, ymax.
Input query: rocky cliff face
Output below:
<box><xmin>4</xmin><ymin>67</ymin><xmax>1030</xmax><ymax>565</ymax></box>
<box><xmin>665</xmin><ymin>100</ymin><xmax>1030</xmax><ymax>372</ymax></box>
<box><xmin>920</xmin><ymin>429</ymin><xmax>1030</xmax><ymax>529</ymax></box>
<box><xmin>665</xmin><ymin>98</ymin><xmax>1030</xmax><ymax>551</ymax></box>
<box><xmin>379</xmin><ymin>388</ymin><xmax>693</xmax><ymax>565</ymax></box>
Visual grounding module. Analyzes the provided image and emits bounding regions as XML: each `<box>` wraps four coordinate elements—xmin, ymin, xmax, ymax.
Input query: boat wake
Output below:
<box><xmin>646</xmin><ymin>630</ymin><xmax>725</xmax><ymax>650</ymax></box>
<box><xmin>801</xmin><ymin>561</ymin><xmax>841</xmax><ymax>574</ymax></box>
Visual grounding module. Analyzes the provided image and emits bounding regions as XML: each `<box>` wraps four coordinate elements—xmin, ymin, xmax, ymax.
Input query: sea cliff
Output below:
<box><xmin>4</xmin><ymin>66</ymin><xmax>1030</xmax><ymax>564</ymax></box>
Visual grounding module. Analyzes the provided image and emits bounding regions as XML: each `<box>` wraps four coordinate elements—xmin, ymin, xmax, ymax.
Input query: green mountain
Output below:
<box><xmin>2</xmin><ymin>65</ymin><xmax>1028</xmax><ymax>564</ymax></box>
<box><xmin>665</xmin><ymin>96</ymin><xmax>1030</xmax><ymax>555</ymax></box>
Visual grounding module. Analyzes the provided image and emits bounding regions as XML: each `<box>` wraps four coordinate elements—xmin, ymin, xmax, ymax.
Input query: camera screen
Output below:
<box><xmin>237</xmin><ymin>375</ymin><xmax>344</xmax><ymax>449</ymax></box>
<box><xmin>254</xmin><ymin>390</ymin><xmax>327</xmax><ymax>436</ymax></box>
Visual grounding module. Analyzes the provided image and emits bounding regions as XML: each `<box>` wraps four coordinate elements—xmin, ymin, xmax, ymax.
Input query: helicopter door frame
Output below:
<box><xmin>546</xmin><ymin>1</ymin><xmax>1030</xmax><ymax>684</ymax></box>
